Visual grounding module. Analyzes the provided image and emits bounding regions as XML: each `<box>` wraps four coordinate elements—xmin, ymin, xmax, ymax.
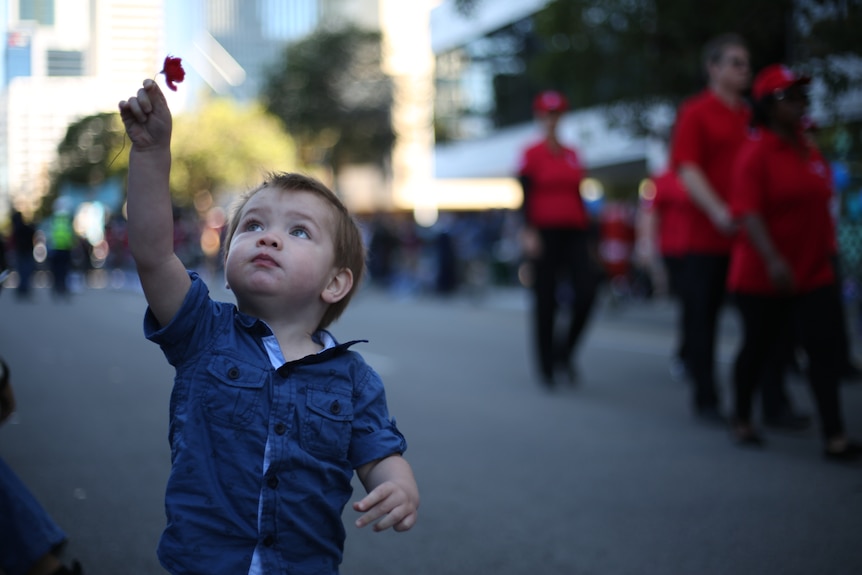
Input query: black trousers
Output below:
<box><xmin>758</xmin><ymin>324</ymin><xmax>797</xmax><ymax>419</ymax></box>
<box><xmin>681</xmin><ymin>253</ymin><xmax>729</xmax><ymax>410</ymax></box>
<box><xmin>663</xmin><ymin>255</ymin><xmax>688</xmax><ymax>362</ymax></box>
<box><xmin>733</xmin><ymin>286</ymin><xmax>845</xmax><ymax>440</ymax></box>
<box><xmin>529</xmin><ymin>228</ymin><xmax>600</xmax><ymax>379</ymax></box>
<box><xmin>759</xmin><ymin>256</ymin><xmax>852</xmax><ymax>418</ymax></box>
<box><xmin>49</xmin><ymin>249</ymin><xmax>72</xmax><ymax>296</ymax></box>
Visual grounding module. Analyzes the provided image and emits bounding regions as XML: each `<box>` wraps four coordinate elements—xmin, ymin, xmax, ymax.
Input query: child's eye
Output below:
<box><xmin>290</xmin><ymin>227</ymin><xmax>310</xmax><ymax>239</ymax></box>
<box><xmin>244</xmin><ymin>220</ymin><xmax>263</xmax><ymax>232</ymax></box>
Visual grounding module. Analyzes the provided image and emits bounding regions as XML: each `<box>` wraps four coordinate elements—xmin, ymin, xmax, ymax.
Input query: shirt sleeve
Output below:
<box><xmin>348</xmin><ymin>358</ymin><xmax>407</xmax><ymax>468</ymax></box>
<box><xmin>144</xmin><ymin>271</ymin><xmax>227</xmax><ymax>367</ymax></box>
<box><xmin>670</xmin><ymin>101</ymin><xmax>702</xmax><ymax>171</ymax></box>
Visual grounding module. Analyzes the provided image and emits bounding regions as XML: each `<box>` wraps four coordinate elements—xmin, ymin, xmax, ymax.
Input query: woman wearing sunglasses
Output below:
<box><xmin>727</xmin><ymin>64</ymin><xmax>860</xmax><ymax>462</ymax></box>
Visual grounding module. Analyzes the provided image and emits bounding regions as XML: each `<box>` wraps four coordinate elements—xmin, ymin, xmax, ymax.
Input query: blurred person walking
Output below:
<box><xmin>47</xmin><ymin>204</ymin><xmax>75</xmax><ymax>301</ymax></box>
<box><xmin>11</xmin><ymin>211</ymin><xmax>36</xmax><ymax>300</ymax></box>
<box><xmin>517</xmin><ymin>90</ymin><xmax>600</xmax><ymax>387</ymax></box>
<box><xmin>727</xmin><ymin>64</ymin><xmax>860</xmax><ymax>461</ymax></box>
<box><xmin>646</xmin><ymin>168</ymin><xmax>691</xmax><ymax>381</ymax></box>
<box><xmin>0</xmin><ymin>357</ymin><xmax>85</xmax><ymax>575</ymax></box>
<box><xmin>0</xmin><ymin>230</ymin><xmax>9</xmax><ymax>291</ymax></box>
<box><xmin>669</xmin><ymin>34</ymin><xmax>751</xmax><ymax>423</ymax></box>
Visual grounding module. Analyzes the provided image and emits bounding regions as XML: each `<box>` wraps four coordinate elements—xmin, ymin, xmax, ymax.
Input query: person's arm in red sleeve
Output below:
<box><xmin>733</xmin><ymin>146</ymin><xmax>793</xmax><ymax>293</ymax></box>
<box><xmin>672</xmin><ymin>104</ymin><xmax>736</xmax><ymax>236</ymax></box>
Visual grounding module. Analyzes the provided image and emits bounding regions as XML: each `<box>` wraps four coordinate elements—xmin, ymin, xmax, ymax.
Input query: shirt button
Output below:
<box><xmin>267</xmin><ymin>475</ymin><xmax>278</xmax><ymax>489</ymax></box>
<box><xmin>330</xmin><ymin>400</ymin><xmax>341</xmax><ymax>415</ymax></box>
<box><xmin>227</xmin><ymin>367</ymin><xmax>240</xmax><ymax>379</ymax></box>
<box><xmin>274</xmin><ymin>423</ymin><xmax>287</xmax><ymax>435</ymax></box>
<box><xmin>263</xmin><ymin>535</ymin><xmax>274</xmax><ymax>547</ymax></box>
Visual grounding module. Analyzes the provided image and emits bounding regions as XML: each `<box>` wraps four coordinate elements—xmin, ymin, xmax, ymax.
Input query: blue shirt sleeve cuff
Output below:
<box><xmin>349</xmin><ymin>420</ymin><xmax>407</xmax><ymax>468</ymax></box>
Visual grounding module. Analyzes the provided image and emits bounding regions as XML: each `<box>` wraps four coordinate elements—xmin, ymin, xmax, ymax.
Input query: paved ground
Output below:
<box><xmin>1</xmin><ymin>274</ymin><xmax>861</xmax><ymax>575</ymax></box>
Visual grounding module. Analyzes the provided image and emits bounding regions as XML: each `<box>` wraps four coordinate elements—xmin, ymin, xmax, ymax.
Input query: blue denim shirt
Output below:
<box><xmin>145</xmin><ymin>272</ymin><xmax>406</xmax><ymax>575</ymax></box>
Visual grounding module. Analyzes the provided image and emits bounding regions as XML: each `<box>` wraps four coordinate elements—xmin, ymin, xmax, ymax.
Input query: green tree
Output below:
<box><xmin>169</xmin><ymin>97</ymin><xmax>296</xmax><ymax>205</ymax></box>
<box><xmin>43</xmin><ymin>98</ymin><xmax>295</xmax><ymax>217</ymax></box>
<box><xmin>261</xmin><ymin>26</ymin><xmax>394</xmax><ymax>178</ymax></box>
<box><xmin>40</xmin><ymin>112</ymin><xmax>127</xmax><ymax>220</ymax></box>
<box><xmin>529</xmin><ymin>0</ymin><xmax>793</xmax><ymax>134</ymax></box>
<box><xmin>450</xmin><ymin>0</ymin><xmax>861</xmax><ymax>134</ymax></box>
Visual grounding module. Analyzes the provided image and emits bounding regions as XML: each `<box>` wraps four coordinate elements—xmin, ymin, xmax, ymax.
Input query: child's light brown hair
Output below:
<box><xmin>223</xmin><ymin>172</ymin><xmax>366</xmax><ymax>329</ymax></box>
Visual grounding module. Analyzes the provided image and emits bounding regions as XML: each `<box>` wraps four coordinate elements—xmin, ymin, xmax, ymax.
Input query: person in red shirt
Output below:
<box><xmin>727</xmin><ymin>64</ymin><xmax>860</xmax><ymax>461</ymax></box>
<box><xmin>669</xmin><ymin>33</ymin><xmax>751</xmax><ymax>422</ymax></box>
<box><xmin>518</xmin><ymin>90</ymin><xmax>600</xmax><ymax>387</ymax></box>
<box><xmin>648</xmin><ymin>168</ymin><xmax>691</xmax><ymax>377</ymax></box>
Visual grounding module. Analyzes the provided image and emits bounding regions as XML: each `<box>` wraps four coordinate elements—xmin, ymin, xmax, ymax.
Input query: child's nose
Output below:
<box><xmin>257</xmin><ymin>234</ymin><xmax>280</xmax><ymax>248</ymax></box>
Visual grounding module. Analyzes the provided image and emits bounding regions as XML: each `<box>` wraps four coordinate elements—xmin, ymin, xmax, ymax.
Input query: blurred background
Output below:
<box><xmin>1</xmin><ymin>2</ymin><xmax>862</xmax><ymax>574</ymax></box>
<box><xmin>0</xmin><ymin>0</ymin><xmax>859</xmax><ymax>303</ymax></box>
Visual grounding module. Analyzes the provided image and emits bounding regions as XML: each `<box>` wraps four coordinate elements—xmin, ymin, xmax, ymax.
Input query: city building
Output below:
<box><xmin>176</xmin><ymin>0</ymin><xmax>319</xmax><ymax>102</ymax></box>
<box><xmin>0</xmin><ymin>0</ymin><xmax>327</xmax><ymax>223</ymax></box>
<box><xmin>0</xmin><ymin>0</ymin><xmax>417</xmax><ymax>224</ymax></box>
<box><xmin>0</xmin><ymin>0</ymin><xmax>164</xmax><ymax>221</ymax></box>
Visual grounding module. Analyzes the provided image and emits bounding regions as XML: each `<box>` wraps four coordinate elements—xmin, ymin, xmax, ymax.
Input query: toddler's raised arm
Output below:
<box><xmin>119</xmin><ymin>79</ymin><xmax>191</xmax><ymax>327</ymax></box>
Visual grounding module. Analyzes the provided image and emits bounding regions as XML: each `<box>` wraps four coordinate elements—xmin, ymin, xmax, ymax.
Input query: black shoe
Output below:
<box><xmin>695</xmin><ymin>406</ymin><xmax>726</xmax><ymax>426</ymax></box>
<box><xmin>731</xmin><ymin>429</ymin><xmax>765</xmax><ymax>447</ymax></box>
<box><xmin>53</xmin><ymin>561</ymin><xmax>84</xmax><ymax>575</ymax></box>
<box><xmin>764</xmin><ymin>411</ymin><xmax>812</xmax><ymax>432</ymax></box>
<box><xmin>730</xmin><ymin>419</ymin><xmax>765</xmax><ymax>447</ymax></box>
<box><xmin>823</xmin><ymin>441</ymin><xmax>862</xmax><ymax>463</ymax></box>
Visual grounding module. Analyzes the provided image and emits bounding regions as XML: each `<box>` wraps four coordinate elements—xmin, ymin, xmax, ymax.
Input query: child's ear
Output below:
<box><xmin>321</xmin><ymin>268</ymin><xmax>353</xmax><ymax>304</ymax></box>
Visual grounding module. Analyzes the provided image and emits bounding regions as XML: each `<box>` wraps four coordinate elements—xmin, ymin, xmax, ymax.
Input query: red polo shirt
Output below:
<box><xmin>650</xmin><ymin>169</ymin><xmax>691</xmax><ymax>257</ymax></box>
<box><xmin>727</xmin><ymin>129</ymin><xmax>835</xmax><ymax>295</ymax></box>
<box><xmin>670</xmin><ymin>89</ymin><xmax>751</xmax><ymax>254</ymax></box>
<box><xmin>518</xmin><ymin>140</ymin><xmax>588</xmax><ymax>229</ymax></box>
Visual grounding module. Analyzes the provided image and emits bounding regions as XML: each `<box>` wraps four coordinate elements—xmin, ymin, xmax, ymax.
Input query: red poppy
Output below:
<box><xmin>161</xmin><ymin>56</ymin><xmax>185</xmax><ymax>91</ymax></box>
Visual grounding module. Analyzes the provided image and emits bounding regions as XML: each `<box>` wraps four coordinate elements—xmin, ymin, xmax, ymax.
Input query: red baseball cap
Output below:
<box><xmin>533</xmin><ymin>90</ymin><xmax>568</xmax><ymax>113</ymax></box>
<box><xmin>752</xmin><ymin>64</ymin><xmax>811</xmax><ymax>101</ymax></box>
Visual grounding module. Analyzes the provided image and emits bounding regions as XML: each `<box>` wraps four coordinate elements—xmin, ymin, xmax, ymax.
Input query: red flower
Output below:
<box><xmin>161</xmin><ymin>56</ymin><xmax>185</xmax><ymax>91</ymax></box>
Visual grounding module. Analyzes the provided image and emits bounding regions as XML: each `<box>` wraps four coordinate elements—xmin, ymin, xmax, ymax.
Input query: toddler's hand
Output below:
<box><xmin>353</xmin><ymin>480</ymin><xmax>418</xmax><ymax>532</ymax></box>
<box><xmin>118</xmin><ymin>79</ymin><xmax>172</xmax><ymax>151</ymax></box>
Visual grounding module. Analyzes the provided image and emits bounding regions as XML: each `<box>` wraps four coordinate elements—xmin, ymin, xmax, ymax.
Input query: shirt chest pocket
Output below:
<box><xmin>203</xmin><ymin>356</ymin><xmax>267</xmax><ymax>428</ymax></box>
<box><xmin>301</xmin><ymin>386</ymin><xmax>354</xmax><ymax>460</ymax></box>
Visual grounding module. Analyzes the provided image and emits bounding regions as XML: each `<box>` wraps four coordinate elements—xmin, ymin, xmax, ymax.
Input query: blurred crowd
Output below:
<box><xmin>0</xmin><ymin>199</ymin><xmax>655</xmax><ymax>302</ymax></box>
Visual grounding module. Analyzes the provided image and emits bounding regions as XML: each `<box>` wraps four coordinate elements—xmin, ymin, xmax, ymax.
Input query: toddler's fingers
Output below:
<box><xmin>392</xmin><ymin>510</ymin><xmax>417</xmax><ymax>532</ymax></box>
<box><xmin>353</xmin><ymin>502</ymin><xmax>388</xmax><ymax>528</ymax></box>
<box><xmin>353</xmin><ymin>485</ymin><xmax>389</xmax><ymax>513</ymax></box>
<box><xmin>135</xmin><ymin>86</ymin><xmax>153</xmax><ymax>114</ymax></box>
<box><xmin>142</xmin><ymin>77</ymin><xmax>170</xmax><ymax>115</ymax></box>
<box><xmin>121</xmin><ymin>97</ymin><xmax>147</xmax><ymax>123</ymax></box>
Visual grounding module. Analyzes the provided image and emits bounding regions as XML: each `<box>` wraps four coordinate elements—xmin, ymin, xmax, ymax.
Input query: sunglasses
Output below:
<box><xmin>774</xmin><ymin>88</ymin><xmax>809</xmax><ymax>102</ymax></box>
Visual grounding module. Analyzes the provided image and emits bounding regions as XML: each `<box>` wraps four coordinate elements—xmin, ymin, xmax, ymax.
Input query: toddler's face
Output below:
<box><xmin>224</xmin><ymin>186</ymin><xmax>340</xmax><ymax>307</ymax></box>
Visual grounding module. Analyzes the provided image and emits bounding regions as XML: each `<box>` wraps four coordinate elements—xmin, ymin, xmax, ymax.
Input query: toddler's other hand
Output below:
<box><xmin>353</xmin><ymin>480</ymin><xmax>418</xmax><ymax>533</ymax></box>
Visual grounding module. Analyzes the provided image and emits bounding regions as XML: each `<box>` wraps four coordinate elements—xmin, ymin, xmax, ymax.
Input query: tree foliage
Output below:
<box><xmin>261</xmin><ymin>26</ymin><xmax>394</xmax><ymax>176</ymax></box>
<box><xmin>451</xmin><ymin>0</ymin><xmax>862</xmax><ymax>134</ymax></box>
<box><xmin>43</xmin><ymin>98</ymin><xmax>295</xmax><ymax>217</ymax></box>
<box><xmin>39</xmin><ymin>113</ymin><xmax>126</xmax><ymax>220</ymax></box>
<box><xmin>169</xmin><ymin>97</ymin><xmax>296</xmax><ymax>204</ymax></box>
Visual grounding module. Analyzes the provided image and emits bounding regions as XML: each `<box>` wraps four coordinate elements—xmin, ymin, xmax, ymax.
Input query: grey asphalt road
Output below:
<box><xmin>1</xmin><ymin>275</ymin><xmax>861</xmax><ymax>575</ymax></box>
